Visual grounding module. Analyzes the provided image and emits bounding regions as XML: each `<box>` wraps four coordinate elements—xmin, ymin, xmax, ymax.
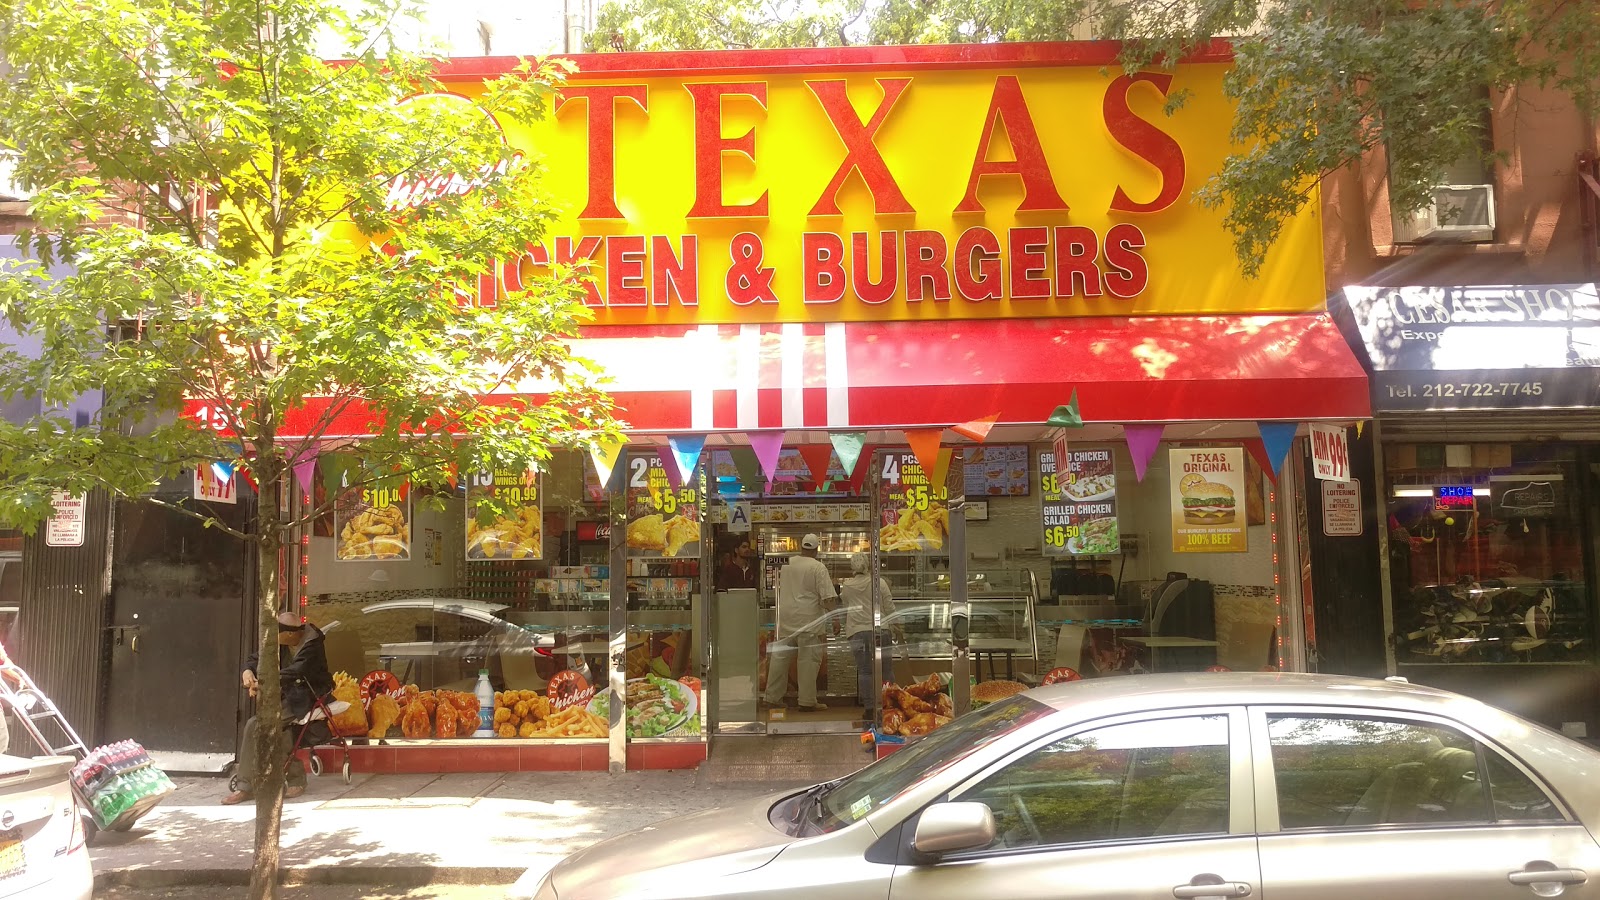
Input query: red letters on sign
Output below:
<box><xmin>1053</xmin><ymin>226</ymin><xmax>1103</xmax><ymax>298</ymax></box>
<box><xmin>954</xmin><ymin>227</ymin><xmax>1003</xmax><ymax>301</ymax></box>
<box><xmin>1007</xmin><ymin>227</ymin><xmax>1050</xmax><ymax>300</ymax></box>
<box><xmin>605</xmin><ymin>235</ymin><xmax>648</xmax><ymax>307</ymax></box>
<box><xmin>956</xmin><ymin>76</ymin><xmax>1069</xmax><ymax>214</ymax></box>
<box><xmin>852</xmin><ymin>232</ymin><xmax>899</xmax><ymax>304</ymax></box>
<box><xmin>686</xmin><ymin>82</ymin><xmax>769</xmax><ymax>219</ymax></box>
<box><xmin>652</xmin><ymin>236</ymin><xmax>698</xmax><ymax>306</ymax></box>
<box><xmin>1104</xmin><ymin>73</ymin><xmax>1186</xmax><ymax>215</ymax></box>
<box><xmin>555</xmin><ymin>236</ymin><xmax>604</xmax><ymax>306</ymax></box>
<box><xmin>905</xmin><ymin>231</ymin><xmax>952</xmax><ymax>302</ymax></box>
<box><xmin>1103</xmin><ymin>223</ymin><xmax>1149</xmax><ymax>297</ymax></box>
<box><xmin>807</xmin><ymin>79</ymin><xmax>914</xmax><ymax>217</ymax></box>
<box><xmin>803</xmin><ymin>232</ymin><xmax>847</xmax><ymax>304</ymax></box>
<box><xmin>556</xmin><ymin>85</ymin><xmax>649</xmax><ymax>220</ymax></box>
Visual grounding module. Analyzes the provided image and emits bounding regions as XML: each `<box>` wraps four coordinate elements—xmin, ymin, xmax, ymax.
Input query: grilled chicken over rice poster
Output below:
<box><xmin>1040</xmin><ymin>448</ymin><xmax>1120</xmax><ymax>556</ymax></box>
<box><xmin>1170</xmin><ymin>447</ymin><xmax>1248</xmax><ymax>553</ymax></box>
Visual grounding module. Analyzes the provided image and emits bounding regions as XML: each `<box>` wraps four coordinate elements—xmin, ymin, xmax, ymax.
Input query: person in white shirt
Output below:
<box><xmin>762</xmin><ymin>533</ymin><xmax>836</xmax><ymax>712</ymax></box>
<box><xmin>841</xmin><ymin>552</ymin><xmax>896</xmax><ymax>708</ymax></box>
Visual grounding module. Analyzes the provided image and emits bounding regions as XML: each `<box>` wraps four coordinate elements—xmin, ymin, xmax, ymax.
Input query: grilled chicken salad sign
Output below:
<box><xmin>1040</xmin><ymin>449</ymin><xmax>1120</xmax><ymax>556</ymax></box>
<box><xmin>466</xmin><ymin>470</ymin><xmax>543</xmax><ymax>560</ymax></box>
<box><xmin>1170</xmin><ymin>448</ymin><xmax>1246</xmax><ymax>553</ymax></box>
<box><xmin>359</xmin><ymin>50</ymin><xmax>1326</xmax><ymax>325</ymax></box>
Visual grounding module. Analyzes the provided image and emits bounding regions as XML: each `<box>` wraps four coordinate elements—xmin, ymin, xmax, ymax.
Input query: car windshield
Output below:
<box><xmin>814</xmin><ymin>695</ymin><xmax>1055</xmax><ymax>833</ymax></box>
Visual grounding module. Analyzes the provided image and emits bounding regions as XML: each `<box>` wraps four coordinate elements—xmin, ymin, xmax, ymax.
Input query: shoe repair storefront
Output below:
<box><xmin>1338</xmin><ymin>282</ymin><xmax>1600</xmax><ymax>739</ymax></box>
<box><xmin>243</xmin><ymin>42</ymin><xmax>1370</xmax><ymax>774</ymax></box>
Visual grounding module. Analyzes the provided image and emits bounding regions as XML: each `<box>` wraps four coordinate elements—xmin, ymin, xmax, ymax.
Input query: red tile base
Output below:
<box><xmin>298</xmin><ymin>740</ymin><xmax>707</xmax><ymax>773</ymax></box>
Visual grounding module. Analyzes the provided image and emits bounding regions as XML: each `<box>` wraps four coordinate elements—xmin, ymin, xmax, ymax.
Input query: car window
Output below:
<box><xmin>957</xmin><ymin>714</ymin><xmax>1231</xmax><ymax>852</ymax></box>
<box><xmin>1481</xmin><ymin>751</ymin><xmax>1564</xmax><ymax>822</ymax></box>
<box><xmin>1265</xmin><ymin>714</ymin><xmax>1555</xmax><ymax>830</ymax></box>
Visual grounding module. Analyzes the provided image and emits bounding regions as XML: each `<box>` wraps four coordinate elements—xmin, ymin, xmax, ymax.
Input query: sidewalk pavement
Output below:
<box><xmin>90</xmin><ymin>736</ymin><xmax>869</xmax><ymax>892</ymax></box>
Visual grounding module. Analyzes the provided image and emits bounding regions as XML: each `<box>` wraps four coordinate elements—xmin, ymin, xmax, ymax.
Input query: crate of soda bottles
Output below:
<box><xmin>70</xmin><ymin>741</ymin><xmax>174</xmax><ymax>831</ymax></box>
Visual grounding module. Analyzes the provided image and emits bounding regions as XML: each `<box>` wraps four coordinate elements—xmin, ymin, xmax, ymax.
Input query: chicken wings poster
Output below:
<box><xmin>1170</xmin><ymin>447</ymin><xmax>1247</xmax><ymax>553</ymax></box>
<box><xmin>466</xmin><ymin>469</ymin><xmax>543</xmax><ymax>560</ymax></box>
<box><xmin>329</xmin><ymin>455</ymin><xmax>412</xmax><ymax>561</ymax></box>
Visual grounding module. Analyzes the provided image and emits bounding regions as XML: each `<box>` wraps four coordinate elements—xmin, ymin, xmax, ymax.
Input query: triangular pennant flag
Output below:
<box><xmin>589</xmin><ymin>438</ymin><xmax>627</xmax><ymax>492</ymax></box>
<box><xmin>903</xmin><ymin>428</ymin><xmax>943</xmax><ymax>482</ymax></box>
<box><xmin>728</xmin><ymin>445</ymin><xmax>766</xmax><ymax>494</ymax></box>
<box><xmin>1242</xmin><ymin>438</ymin><xmax>1279</xmax><ymax>486</ymax></box>
<box><xmin>291</xmin><ymin>451</ymin><xmax>318</xmax><ymax>496</ymax></box>
<box><xmin>212</xmin><ymin>460</ymin><xmax>235</xmax><ymax>483</ymax></box>
<box><xmin>1046</xmin><ymin>389</ymin><xmax>1084</xmax><ymax>428</ymax></box>
<box><xmin>1256</xmin><ymin>422</ymin><xmax>1299</xmax><ymax>479</ymax></box>
<box><xmin>1122</xmin><ymin>424</ymin><xmax>1165</xmax><ymax>482</ymax></box>
<box><xmin>667</xmin><ymin>434</ymin><xmax>706</xmax><ymax>489</ymax></box>
<box><xmin>1355</xmin><ymin>420</ymin><xmax>1366</xmax><ymax>440</ymax></box>
<box><xmin>660</xmin><ymin>450</ymin><xmax>683</xmax><ymax>491</ymax></box>
<box><xmin>829</xmin><ymin>432</ymin><xmax>867</xmax><ymax>481</ymax></box>
<box><xmin>951</xmin><ymin>413</ymin><xmax>1000</xmax><ymax>443</ymax></box>
<box><xmin>931</xmin><ymin>447</ymin><xmax>954</xmax><ymax>492</ymax></box>
<box><xmin>748</xmin><ymin>432</ymin><xmax>787</xmax><ymax>487</ymax></box>
<box><xmin>797</xmin><ymin>444</ymin><xmax>835</xmax><ymax>490</ymax></box>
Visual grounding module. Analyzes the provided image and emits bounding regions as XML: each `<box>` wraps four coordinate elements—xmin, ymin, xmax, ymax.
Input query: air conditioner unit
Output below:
<box><xmin>1392</xmin><ymin>183</ymin><xmax>1496</xmax><ymax>243</ymax></box>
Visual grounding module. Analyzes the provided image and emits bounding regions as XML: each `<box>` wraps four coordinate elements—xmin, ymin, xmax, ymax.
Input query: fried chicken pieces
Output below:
<box><xmin>879</xmin><ymin>674</ymin><xmax>953</xmax><ymax>737</ymax></box>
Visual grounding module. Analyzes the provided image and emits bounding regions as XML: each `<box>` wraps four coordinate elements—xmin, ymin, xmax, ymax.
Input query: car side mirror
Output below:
<box><xmin>911</xmin><ymin>802</ymin><xmax>996</xmax><ymax>855</ymax></box>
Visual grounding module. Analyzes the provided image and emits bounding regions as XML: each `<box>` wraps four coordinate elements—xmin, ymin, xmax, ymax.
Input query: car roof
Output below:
<box><xmin>1028</xmin><ymin>672</ymin><xmax>1491</xmax><ymax>720</ymax></box>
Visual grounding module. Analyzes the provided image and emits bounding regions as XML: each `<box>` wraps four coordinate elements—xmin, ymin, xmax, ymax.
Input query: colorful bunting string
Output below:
<box><xmin>667</xmin><ymin>434</ymin><xmax>706</xmax><ymax>489</ymax></box>
<box><xmin>931</xmin><ymin>447</ymin><xmax>954</xmax><ymax>491</ymax></box>
<box><xmin>797</xmin><ymin>444</ymin><xmax>835</xmax><ymax>490</ymax></box>
<box><xmin>1045</xmin><ymin>389</ymin><xmax>1084</xmax><ymax>428</ymax></box>
<box><xmin>747</xmin><ymin>432</ymin><xmax>787</xmax><ymax>487</ymax></box>
<box><xmin>951</xmin><ymin>413</ymin><xmax>1000</xmax><ymax>443</ymax></box>
<box><xmin>1242</xmin><ymin>438</ymin><xmax>1278</xmax><ymax>486</ymax></box>
<box><xmin>1122</xmin><ymin>424</ymin><xmax>1165</xmax><ymax>482</ymax></box>
<box><xmin>829</xmin><ymin>432</ymin><xmax>867</xmax><ymax>482</ymax></box>
<box><xmin>903</xmin><ymin>428</ymin><xmax>943</xmax><ymax>481</ymax></box>
<box><xmin>589</xmin><ymin>438</ymin><xmax>628</xmax><ymax>492</ymax></box>
<box><xmin>1256</xmin><ymin>421</ymin><xmax>1299</xmax><ymax>480</ymax></box>
<box><xmin>728</xmin><ymin>445</ymin><xmax>766</xmax><ymax>494</ymax></box>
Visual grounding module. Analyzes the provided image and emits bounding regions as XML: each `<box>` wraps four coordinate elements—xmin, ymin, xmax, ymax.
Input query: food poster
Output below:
<box><xmin>965</xmin><ymin>444</ymin><xmax>1031</xmax><ymax>497</ymax></box>
<box><xmin>466</xmin><ymin>469</ymin><xmax>543</xmax><ymax>560</ymax></box>
<box><xmin>329</xmin><ymin>456</ymin><xmax>412</xmax><ymax>560</ymax></box>
<box><xmin>1170</xmin><ymin>447</ymin><xmax>1248</xmax><ymax>553</ymax></box>
<box><xmin>1040</xmin><ymin>449</ymin><xmax>1120</xmax><ymax>556</ymax></box>
<box><xmin>491</xmin><ymin>668</ymin><xmax>609</xmax><ymax>739</ymax></box>
<box><xmin>878</xmin><ymin>451</ymin><xmax>950</xmax><ymax>553</ymax></box>
<box><xmin>624</xmin><ymin>450</ymin><xmax>702</xmax><ymax>558</ymax></box>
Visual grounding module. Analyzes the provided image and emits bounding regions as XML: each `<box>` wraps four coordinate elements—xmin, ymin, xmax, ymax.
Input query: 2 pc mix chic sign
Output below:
<box><xmin>373</xmin><ymin>45</ymin><xmax>1325</xmax><ymax>325</ymax></box>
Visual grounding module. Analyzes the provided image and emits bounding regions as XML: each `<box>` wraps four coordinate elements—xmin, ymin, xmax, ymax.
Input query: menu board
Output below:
<box><xmin>624</xmin><ymin>450</ymin><xmax>701</xmax><ymax>558</ymax></box>
<box><xmin>1170</xmin><ymin>447</ymin><xmax>1248</xmax><ymax>553</ymax></box>
<box><xmin>965</xmin><ymin>444</ymin><xmax>1031</xmax><ymax>497</ymax></box>
<box><xmin>877</xmin><ymin>450</ymin><xmax>949</xmax><ymax>553</ymax></box>
<box><xmin>330</xmin><ymin>457</ymin><xmax>411</xmax><ymax>561</ymax></box>
<box><xmin>466</xmin><ymin>469</ymin><xmax>543</xmax><ymax>560</ymax></box>
<box><xmin>1039</xmin><ymin>449</ymin><xmax>1121</xmax><ymax>556</ymax></box>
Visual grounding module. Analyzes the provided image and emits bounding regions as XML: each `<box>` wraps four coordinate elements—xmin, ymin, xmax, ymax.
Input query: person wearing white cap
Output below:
<box><xmin>841</xmin><ymin>552</ymin><xmax>896</xmax><ymax>708</ymax></box>
<box><xmin>762</xmin><ymin>533</ymin><xmax>836</xmax><ymax>712</ymax></box>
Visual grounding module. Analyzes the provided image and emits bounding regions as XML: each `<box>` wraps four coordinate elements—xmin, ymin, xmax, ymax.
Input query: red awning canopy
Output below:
<box><xmin>580</xmin><ymin>314</ymin><xmax>1369</xmax><ymax>434</ymax></box>
<box><xmin>243</xmin><ymin>313</ymin><xmax>1368</xmax><ymax>439</ymax></box>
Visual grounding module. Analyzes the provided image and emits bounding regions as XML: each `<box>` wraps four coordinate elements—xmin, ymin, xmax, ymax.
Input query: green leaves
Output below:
<box><xmin>0</xmin><ymin>0</ymin><xmax>620</xmax><ymax>537</ymax></box>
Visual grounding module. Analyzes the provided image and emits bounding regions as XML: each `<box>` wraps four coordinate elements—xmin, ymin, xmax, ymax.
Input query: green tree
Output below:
<box><xmin>590</xmin><ymin>0</ymin><xmax>1600</xmax><ymax>274</ymax></box>
<box><xmin>0</xmin><ymin>1</ymin><xmax>618</xmax><ymax>897</ymax></box>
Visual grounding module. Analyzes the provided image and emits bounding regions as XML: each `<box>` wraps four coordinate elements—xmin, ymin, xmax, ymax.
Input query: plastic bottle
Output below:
<box><xmin>473</xmin><ymin>669</ymin><xmax>494</xmax><ymax>737</ymax></box>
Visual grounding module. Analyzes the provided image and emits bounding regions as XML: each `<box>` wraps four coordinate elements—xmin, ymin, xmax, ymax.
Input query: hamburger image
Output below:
<box><xmin>971</xmin><ymin>680</ymin><xmax>1027</xmax><ymax>708</ymax></box>
<box><xmin>1179</xmin><ymin>473</ymin><xmax>1236</xmax><ymax>525</ymax></box>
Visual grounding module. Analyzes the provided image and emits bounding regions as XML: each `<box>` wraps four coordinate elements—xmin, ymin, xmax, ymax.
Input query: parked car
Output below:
<box><xmin>0</xmin><ymin>745</ymin><xmax>92</xmax><ymax>899</ymax></box>
<box><xmin>527</xmin><ymin>672</ymin><xmax>1600</xmax><ymax>899</ymax></box>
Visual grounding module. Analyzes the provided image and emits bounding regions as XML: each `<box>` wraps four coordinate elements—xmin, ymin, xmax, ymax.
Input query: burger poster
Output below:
<box><xmin>1170</xmin><ymin>448</ymin><xmax>1247</xmax><ymax>553</ymax></box>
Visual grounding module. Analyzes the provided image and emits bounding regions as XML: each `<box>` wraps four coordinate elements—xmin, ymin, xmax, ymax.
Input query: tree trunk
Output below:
<box><xmin>249</xmin><ymin>461</ymin><xmax>286</xmax><ymax>900</ymax></box>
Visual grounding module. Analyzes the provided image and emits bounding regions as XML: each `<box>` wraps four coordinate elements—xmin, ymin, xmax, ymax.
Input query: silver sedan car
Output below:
<box><xmin>529</xmin><ymin>673</ymin><xmax>1600</xmax><ymax>899</ymax></box>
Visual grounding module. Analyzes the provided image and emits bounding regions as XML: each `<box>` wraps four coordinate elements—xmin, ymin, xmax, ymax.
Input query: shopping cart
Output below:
<box><xmin>0</xmin><ymin>661</ymin><xmax>171</xmax><ymax>834</ymax></box>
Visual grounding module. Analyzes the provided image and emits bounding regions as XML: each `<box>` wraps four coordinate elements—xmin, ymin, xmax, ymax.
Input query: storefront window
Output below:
<box><xmin>1385</xmin><ymin>443</ymin><xmax>1591</xmax><ymax>664</ymax></box>
<box><xmin>304</xmin><ymin>449</ymin><xmax>614</xmax><ymax>742</ymax></box>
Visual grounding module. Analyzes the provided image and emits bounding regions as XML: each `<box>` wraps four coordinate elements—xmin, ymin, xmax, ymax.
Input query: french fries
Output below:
<box><xmin>523</xmin><ymin>705</ymin><xmax>608</xmax><ymax>739</ymax></box>
<box><xmin>492</xmin><ymin>689</ymin><xmax>607</xmax><ymax>739</ymax></box>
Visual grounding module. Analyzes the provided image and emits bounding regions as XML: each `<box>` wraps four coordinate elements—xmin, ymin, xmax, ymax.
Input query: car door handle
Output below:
<box><xmin>1509</xmin><ymin>867</ymin><xmax>1587</xmax><ymax>887</ymax></box>
<box><xmin>1174</xmin><ymin>882</ymin><xmax>1252</xmax><ymax>899</ymax></box>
